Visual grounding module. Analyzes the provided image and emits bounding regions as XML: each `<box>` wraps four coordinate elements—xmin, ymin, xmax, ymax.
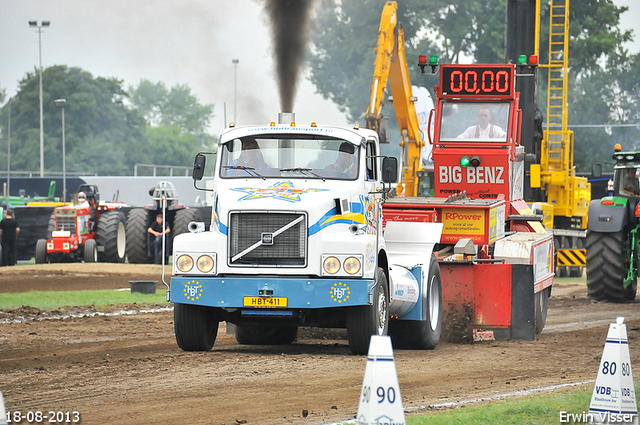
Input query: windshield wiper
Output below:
<box><xmin>223</xmin><ymin>165</ymin><xmax>263</xmax><ymax>177</ymax></box>
<box><xmin>279</xmin><ymin>167</ymin><xmax>324</xmax><ymax>179</ymax></box>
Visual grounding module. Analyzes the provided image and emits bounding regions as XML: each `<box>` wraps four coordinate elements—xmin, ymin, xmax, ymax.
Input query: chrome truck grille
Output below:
<box><xmin>229</xmin><ymin>212</ymin><xmax>307</xmax><ymax>267</ymax></box>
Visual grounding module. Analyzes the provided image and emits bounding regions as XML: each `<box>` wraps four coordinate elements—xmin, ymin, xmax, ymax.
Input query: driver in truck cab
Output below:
<box><xmin>457</xmin><ymin>107</ymin><xmax>506</xmax><ymax>139</ymax></box>
<box><xmin>324</xmin><ymin>142</ymin><xmax>357</xmax><ymax>178</ymax></box>
<box><xmin>623</xmin><ymin>167</ymin><xmax>640</xmax><ymax>196</ymax></box>
<box><xmin>226</xmin><ymin>137</ymin><xmax>272</xmax><ymax>176</ymax></box>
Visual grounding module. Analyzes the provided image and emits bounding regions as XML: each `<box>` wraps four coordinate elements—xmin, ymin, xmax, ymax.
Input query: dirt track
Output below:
<box><xmin>1</xmin><ymin>264</ymin><xmax>639</xmax><ymax>425</ymax></box>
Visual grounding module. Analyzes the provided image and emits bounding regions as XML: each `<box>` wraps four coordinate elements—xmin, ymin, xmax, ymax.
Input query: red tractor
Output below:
<box><xmin>35</xmin><ymin>185</ymin><xmax>128</xmax><ymax>263</ymax></box>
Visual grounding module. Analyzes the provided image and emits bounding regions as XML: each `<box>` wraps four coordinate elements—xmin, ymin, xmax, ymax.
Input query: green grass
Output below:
<box><xmin>0</xmin><ymin>289</ymin><xmax>168</xmax><ymax>311</ymax></box>
<box><xmin>407</xmin><ymin>379</ymin><xmax>640</xmax><ymax>425</ymax></box>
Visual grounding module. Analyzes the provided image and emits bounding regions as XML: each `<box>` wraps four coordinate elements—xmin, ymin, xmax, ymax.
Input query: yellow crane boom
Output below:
<box><xmin>366</xmin><ymin>1</ymin><xmax>424</xmax><ymax>197</ymax></box>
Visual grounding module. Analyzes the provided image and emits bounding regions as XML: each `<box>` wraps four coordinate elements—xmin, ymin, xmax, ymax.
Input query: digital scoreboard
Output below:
<box><xmin>440</xmin><ymin>65</ymin><xmax>515</xmax><ymax>97</ymax></box>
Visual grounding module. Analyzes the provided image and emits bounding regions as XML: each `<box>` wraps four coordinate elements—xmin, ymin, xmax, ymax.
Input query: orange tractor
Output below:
<box><xmin>35</xmin><ymin>185</ymin><xmax>127</xmax><ymax>263</ymax></box>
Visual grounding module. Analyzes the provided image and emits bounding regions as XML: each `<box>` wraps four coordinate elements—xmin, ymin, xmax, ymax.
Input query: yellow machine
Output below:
<box><xmin>365</xmin><ymin>1</ymin><xmax>426</xmax><ymax>197</ymax></box>
<box><xmin>529</xmin><ymin>0</ymin><xmax>590</xmax><ymax>276</ymax></box>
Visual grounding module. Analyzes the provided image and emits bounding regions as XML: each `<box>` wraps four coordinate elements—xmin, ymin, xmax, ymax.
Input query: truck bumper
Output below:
<box><xmin>169</xmin><ymin>276</ymin><xmax>375</xmax><ymax>309</ymax></box>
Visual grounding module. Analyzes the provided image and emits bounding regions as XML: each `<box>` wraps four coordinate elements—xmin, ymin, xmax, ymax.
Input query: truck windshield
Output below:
<box><xmin>439</xmin><ymin>101</ymin><xmax>510</xmax><ymax>142</ymax></box>
<box><xmin>220</xmin><ymin>135</ymin><xmax>360</xmax><ymax>180</ymax></box>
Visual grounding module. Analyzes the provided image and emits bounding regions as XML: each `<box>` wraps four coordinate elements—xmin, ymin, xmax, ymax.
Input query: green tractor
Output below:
<box><xmin>586</xmin><ymin>146</ymin><xmax>639</xmax><ymax>302</ymax></box>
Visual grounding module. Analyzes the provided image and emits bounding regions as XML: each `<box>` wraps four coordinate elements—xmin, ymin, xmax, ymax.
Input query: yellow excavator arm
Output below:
<box><xmin>366</xmin><ymin>1</ymin><xmax>424</xmax><ymax>197</ymax></box>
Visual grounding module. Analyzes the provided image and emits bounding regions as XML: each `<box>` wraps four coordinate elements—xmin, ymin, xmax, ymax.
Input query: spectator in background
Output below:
<box><xmin>147</xmin><ymin>215</ymin><xmax>170</xmax><ymax>264</ymax></box>
<box><xmin>0</xmin><ymin>209</ymin><xmax>20</xmax><ymax>266</ymax></box>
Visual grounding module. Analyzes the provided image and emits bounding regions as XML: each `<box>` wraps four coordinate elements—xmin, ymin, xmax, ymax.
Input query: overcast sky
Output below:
<box><xmin>1</xmin><ymin>0</ymin><xmax>638</xmax><ymax>136</ymax></box>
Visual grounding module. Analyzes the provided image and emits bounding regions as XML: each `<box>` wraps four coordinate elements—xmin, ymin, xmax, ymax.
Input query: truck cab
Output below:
<box><xmin>169</xmin><ymin>117</ymin><xmax>443</xmax><ymax>355</ymax></box>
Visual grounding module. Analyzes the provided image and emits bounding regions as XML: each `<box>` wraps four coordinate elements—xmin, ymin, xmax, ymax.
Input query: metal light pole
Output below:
<box><xmin>232</xmin><ymin>59</ymin><xmax>239</xmax><ymax>123</ymax></box>
<box><xmin>7</xmin><ymin>98</ymin><xmax>11</xmax><ymax>204</ymax></box>
<box><xmin>55</xmin><ymin>99</ymin><xmax>66</xmax><ymax>204</ymax></box>
<box><xmin>29</xmin><ymin>20</ymin><xmax>50</xmax><ymax>178</ymax></box>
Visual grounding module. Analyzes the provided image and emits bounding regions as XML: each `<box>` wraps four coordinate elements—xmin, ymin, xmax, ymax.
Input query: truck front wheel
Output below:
<box><xmin>586</xmin><ymin>230</ymin><xmax>637</xmax><ymax>302</ymax></box>
<box><xmin>347</xmin><ymin>267</ymin><xmax>389</xmax><ymax>355</ymax></box>
<box><xmin>174</xmin><ymin>303</ymin><xmax>219</xmax><ymax>351</ymax></box>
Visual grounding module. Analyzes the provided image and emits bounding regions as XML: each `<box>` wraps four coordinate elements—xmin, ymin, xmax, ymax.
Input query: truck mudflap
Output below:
<box><xmin>169</xmin><ymin>276</ymin><xmax>376</xmax><ymax>309</ymax></box>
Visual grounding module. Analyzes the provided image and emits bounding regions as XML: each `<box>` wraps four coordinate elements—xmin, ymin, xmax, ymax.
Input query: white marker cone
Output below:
<box><xmin>588</xmin><ymin>317</ymin><xmax>638</xmax><ymax>424</ymax></box>
<box><xmin>0</xmin><ymin>392</ymin><xmax>6</xmax><ymax>425</ymax></box>
<box><xmin>356</xmin><ymin>335</ymin><xmax>406</xmax><ymax>425</ymax></box>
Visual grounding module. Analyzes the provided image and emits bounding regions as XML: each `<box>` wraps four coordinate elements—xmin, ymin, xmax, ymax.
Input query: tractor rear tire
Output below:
<box><xmin>346</xmin><ymin>267</ymin><xmax>389</xmax><ymax>355</ymax></box>
<box><xmin>95</xmin><ymin>210</ymin><xmax>127</xmax><ymax>263</ymax></box>
<box><xmin>47</xmin><ymin>213</ymin><xmax>56</xmax><ymax>238</ymax></box>
<box><xmin>125</xmin><ymin>208</ymin><xmax>151</xmax><ymax>263</ymax></box>
<box><xmin>35</xmin><ymin>239</ymin><xmax>48</xmax><ymax>264</ymax></box>
<box><xmin>173</xmin><ymin>208</ymin><xmax>199</xmax><ymax>238</ymax></box>
<box><xmin>84</xmin><ymin>239</ymin><xmax>98</xmax><ymax>263</ymax></box>
<box><xmin>174</xmin><ymin>303</ymin><xmax>219</xmax><ymax>351</ymax></box>
<box><xmin>389</xmin><ymin>254</ymin><xmax>442</xmax><ymax>349</ymax></box>
<box><xmin>586</xmin><ymin>230</ymin><xmax>637</xmax><ymax>302</ymax></box>
<box><xmin>235</xmin><ymin>325</ymin><xmax>298</xmax><ymax>345</ymax></box>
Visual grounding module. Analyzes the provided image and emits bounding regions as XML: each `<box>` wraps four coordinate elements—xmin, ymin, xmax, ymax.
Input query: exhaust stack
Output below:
<box><xmin>277</xmin><ymin>112</ymin><xmax>295</xmax><ymax>167</ymax></box>
<box><xmin>278</xmin><ymin>112</ymin><xmax>295</xmax><ymax>125</ymax></box>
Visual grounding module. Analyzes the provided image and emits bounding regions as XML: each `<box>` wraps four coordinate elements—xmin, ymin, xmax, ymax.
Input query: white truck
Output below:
<box><xmin>169</xmin><ymin>114</ymin><xmax>444</xmax><ymax>355</ymax></box>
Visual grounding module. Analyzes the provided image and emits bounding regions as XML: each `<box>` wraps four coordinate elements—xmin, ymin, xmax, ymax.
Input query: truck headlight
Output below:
<box><xmin>176</xmin><ymin>255</ymin><xmax>194</xmax><ymax>272</ymax></box>
<box><xmin>197</xmin><ymin>255</ymin><xmax>214</xmax><ymax>273</ymax></box>
<box><xmin>323</xmin><ymin>256</ymin><xmax>340</xmax><ymax>274</ymax></box>
<box><xmin>343</xmin><ymin>257</ymin><xmax>361</xmax><ymax>275</ymax></box>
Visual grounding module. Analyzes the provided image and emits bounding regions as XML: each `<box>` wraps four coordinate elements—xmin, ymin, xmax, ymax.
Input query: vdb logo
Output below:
<box><xmin>595</xmin><ymin>386</ymin><xmax>615</xmax><ymax>396</ymax></box>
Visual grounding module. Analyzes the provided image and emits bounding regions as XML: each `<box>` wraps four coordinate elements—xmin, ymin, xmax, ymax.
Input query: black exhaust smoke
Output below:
<box><xmin>265</xmin><ymin>0</ymin><xmax>314</xmax><ymax>113</ymax></box>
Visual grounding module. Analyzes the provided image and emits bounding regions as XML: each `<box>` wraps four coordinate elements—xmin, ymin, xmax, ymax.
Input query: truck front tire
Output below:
<box><xmin>347</xmin><ymin>267</ymin><xmax>389</xmax><ymax>355</ymax></box>
<box><xmin>174</xmin><ymin>303</ymin><xmax>219</xmax><ymax>351</ymax></box>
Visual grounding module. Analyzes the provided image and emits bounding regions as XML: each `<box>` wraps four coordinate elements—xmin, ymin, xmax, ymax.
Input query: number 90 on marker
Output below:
<box><xmin>361</xmin><ymin>386</ymin><xmax>397</xmax><ymax>404</ymax></box>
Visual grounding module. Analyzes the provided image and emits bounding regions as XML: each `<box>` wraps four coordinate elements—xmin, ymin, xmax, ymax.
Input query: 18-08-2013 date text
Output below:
<box><xmin>5</xmin><ymin>411</ymin><xmax>80</xmax><ymax>423</ymax></box>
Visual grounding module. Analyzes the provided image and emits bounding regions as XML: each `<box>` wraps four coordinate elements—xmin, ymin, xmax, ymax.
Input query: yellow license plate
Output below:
<box><xmin>243</xmin><ymin>296</ymin><xmax>288</xmax><ymax>308</ymax></box>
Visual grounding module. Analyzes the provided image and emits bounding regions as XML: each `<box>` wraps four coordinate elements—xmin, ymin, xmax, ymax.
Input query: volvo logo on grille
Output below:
<box><xmin>261</xmin><ymin>232</ymin><xmax>274</xmax><ymax>245</ymax></box>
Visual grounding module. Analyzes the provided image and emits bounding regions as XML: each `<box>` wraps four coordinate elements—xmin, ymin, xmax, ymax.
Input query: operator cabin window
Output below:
<box><xmin>439</xmin><ymin>102</ymin><xmax>510</xmax><ymax>142</ymax></box>
<box><xmin>366</xmin><ymin>141</ymin><xmax>377</xmax><ymax>180</ymax></box>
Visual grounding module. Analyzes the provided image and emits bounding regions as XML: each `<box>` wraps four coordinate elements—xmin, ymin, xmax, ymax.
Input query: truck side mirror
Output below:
<box><xmin>193</xmin><ymin>154</ymin><xmax>206</xmax><ymax>181</ymax></box>
<box><xmin>381</xmin><ymin>157</ymin><xmax>398</xmax><ymax>183</ymax></box>
<box><xmin>592</xmin><ymin>163</ymin><xmax>603</xmax><ymax>178</ymax></box>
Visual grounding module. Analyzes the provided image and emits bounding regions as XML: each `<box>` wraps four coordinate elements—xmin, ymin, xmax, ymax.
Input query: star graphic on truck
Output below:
<box><xmin>231</xmin><ymin>180</ymin><xmax>328</xmax><ymax>203</ymax></box>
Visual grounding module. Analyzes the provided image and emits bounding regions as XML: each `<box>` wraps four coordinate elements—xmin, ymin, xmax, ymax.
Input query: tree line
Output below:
<box><xmin>309</xmin><ymin>0</ymin><xmax>640</xmax><ymax>171</ymax></box>
<box><xmin>0</xmin><ymin>65</ymin><xmax>215</xmax><ymax>176</ymax></box>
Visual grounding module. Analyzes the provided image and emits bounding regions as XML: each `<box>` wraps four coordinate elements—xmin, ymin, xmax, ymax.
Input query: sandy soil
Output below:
<box><xmin>0</xmin><ymin>264</ymin><xmax>638</xmax><ymax>425</ymax></box>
